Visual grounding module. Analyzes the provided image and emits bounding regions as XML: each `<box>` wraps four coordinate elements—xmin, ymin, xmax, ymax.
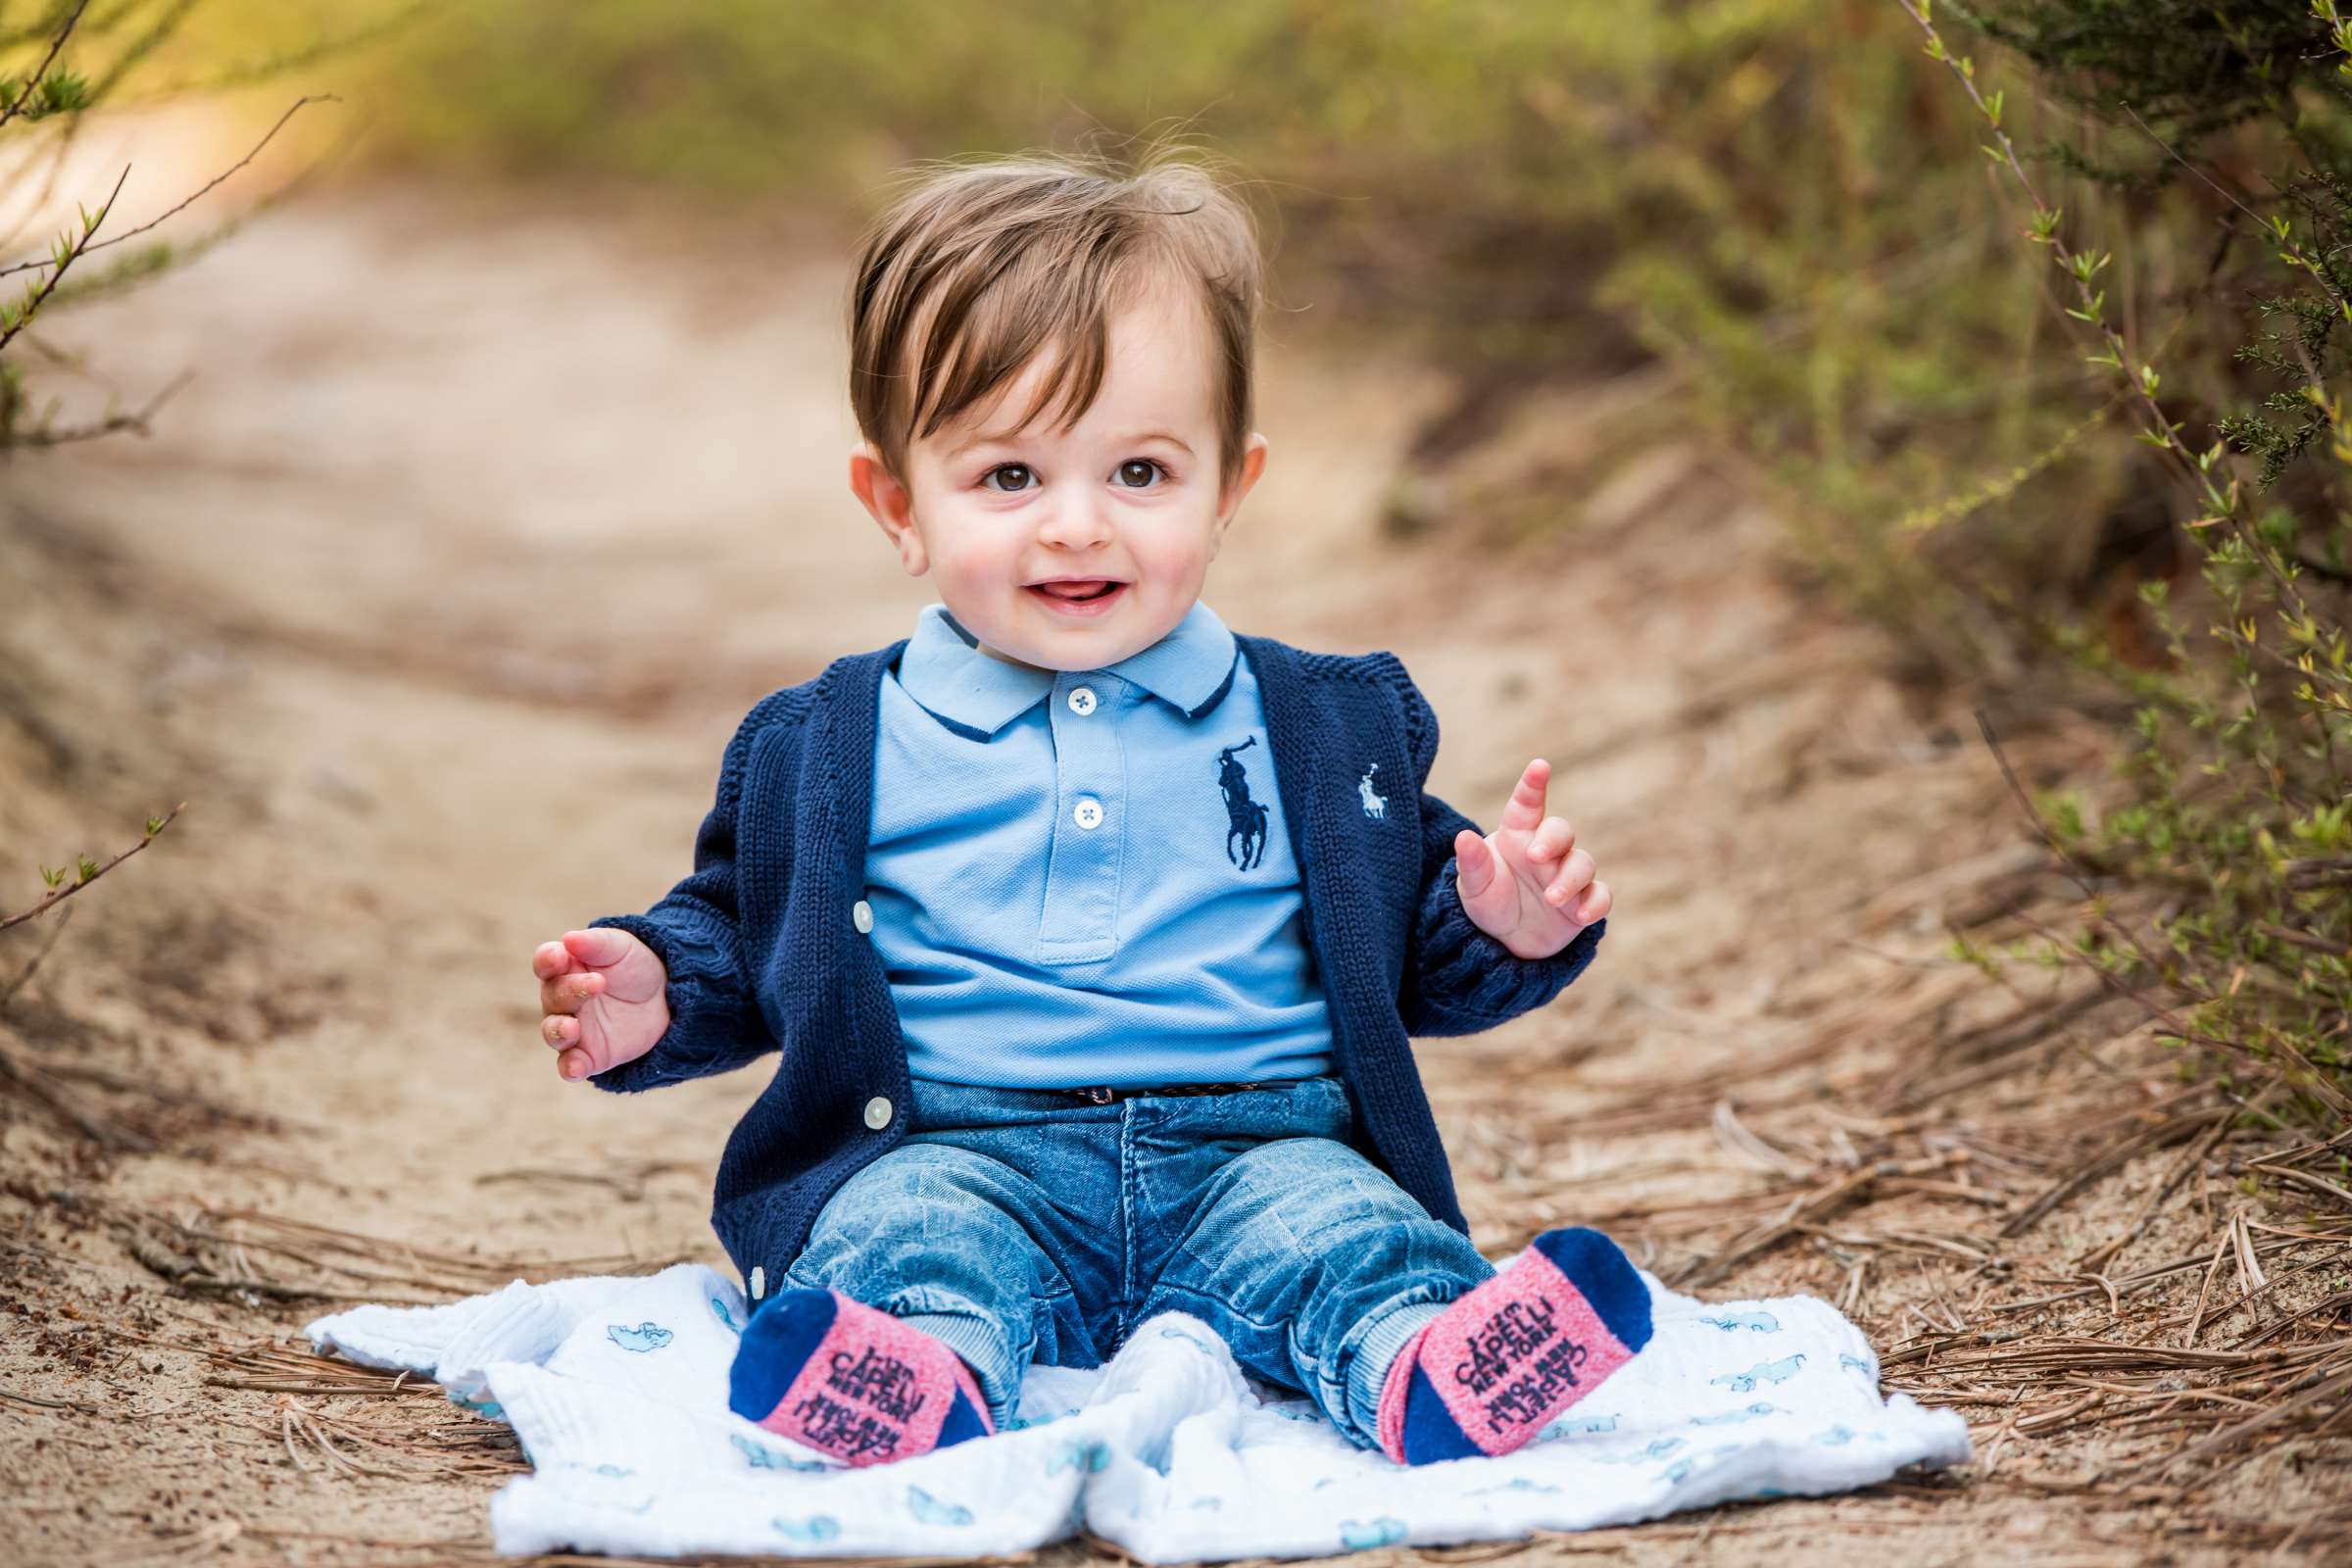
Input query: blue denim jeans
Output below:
<box><xmin>780</xmin><ymin>1073</ymin><xmax>1495</xmax><ymax>1450</ymax></box>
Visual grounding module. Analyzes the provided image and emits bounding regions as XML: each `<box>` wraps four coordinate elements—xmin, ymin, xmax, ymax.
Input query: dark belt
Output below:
<box><xmin>1057</xmin><ymin>1080</ymin><xmax>1276</xmax><ymax>1104</ymax></box>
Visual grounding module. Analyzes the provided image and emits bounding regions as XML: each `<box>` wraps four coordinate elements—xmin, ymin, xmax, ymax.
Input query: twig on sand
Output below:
<box><xmin>1</xmin><ymin>801</ymin><xmax>186</xmax><ymax>931</ymax></box>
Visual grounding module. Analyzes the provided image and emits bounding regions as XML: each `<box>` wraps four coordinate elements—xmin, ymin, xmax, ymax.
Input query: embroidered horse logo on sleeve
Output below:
<box><xmin>1216</xmin><ymin>737</ymin><xmax>1269</xmax><ymax>870</ymax></box>
<box><xmin>1358</xmin><ymin>763</ymin><xmax>1387</xmax><ymax>819</ymax></box>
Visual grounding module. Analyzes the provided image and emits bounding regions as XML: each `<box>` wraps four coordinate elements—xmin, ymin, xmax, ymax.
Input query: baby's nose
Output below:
<box><xmin>1035</xmin><ymin>496</ymin><xmax>1114</xmax><ymax>548</ymax></box>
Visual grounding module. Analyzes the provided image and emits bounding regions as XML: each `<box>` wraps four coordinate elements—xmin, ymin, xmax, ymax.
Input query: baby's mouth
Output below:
<box><xmin>1029</xmin><ymin>579</ymin><xmax>1126</xmax><ymax>605</ymax></box>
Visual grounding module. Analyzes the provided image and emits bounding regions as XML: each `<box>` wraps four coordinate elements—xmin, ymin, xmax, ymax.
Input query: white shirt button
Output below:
<box><xmin>852</xmin><ymin>899</ymin><xmax>873</xmax><ymax>934</ymax></box>
<box><xmin>862</xmin><ymin>1095</ymin><xmax>893</xmax><ymax>1130</ymax></box>
<box><xmin>1066</xmin><ymin>685</ymin><xmax>1098</xmax><ymax>715</ymax></box>
<box><xmin>1072</xmin><ymin>796</ymin><xmax>1104</xmax><ymax>830</ymax></box>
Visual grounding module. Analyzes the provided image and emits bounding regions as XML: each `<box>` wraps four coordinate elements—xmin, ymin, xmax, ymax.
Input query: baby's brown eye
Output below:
<box><xmin>1115</xmin><ymin>460</ymin><xmax>1163</xmax><ymax>488</ymax></box>
<box><xmin>983</xmin><ymin>464</ymin><xmax>1033</xmax><ymax>493</ymax></box>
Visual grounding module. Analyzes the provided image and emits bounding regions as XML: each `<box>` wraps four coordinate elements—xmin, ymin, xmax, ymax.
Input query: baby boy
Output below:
<box><xmin>529</xmin><ymin>147</ymin><xmax>1644</xmax><ymax>1469</ymax></box>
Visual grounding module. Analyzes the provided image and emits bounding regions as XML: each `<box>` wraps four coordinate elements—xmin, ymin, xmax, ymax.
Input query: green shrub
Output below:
<box><xmin>1898</xmin><ymin>0</ymin><xmax>2352</xmax><ymax>1119</ymax></box>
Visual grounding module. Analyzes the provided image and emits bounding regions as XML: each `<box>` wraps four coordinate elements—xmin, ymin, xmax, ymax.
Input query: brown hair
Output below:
<box><xmin>848</xmin><ymin>137</ymin><xmax>1267</xmax><ymax>496</ymax></box>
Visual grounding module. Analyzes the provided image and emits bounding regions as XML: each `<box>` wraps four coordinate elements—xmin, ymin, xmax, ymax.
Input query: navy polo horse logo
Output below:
<box><xmin>1217</xmin><ymin>737</ymin><xmax>1269</xmax><ymax>870</ymax></box>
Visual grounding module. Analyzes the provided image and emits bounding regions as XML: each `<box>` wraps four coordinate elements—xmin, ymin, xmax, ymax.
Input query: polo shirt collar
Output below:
<box><xmin>1107</xmin><ymin>599</ymin><xmax>1241</xmax><ymax>717</ymax></box>
<box><xmin>898</xmin><ymin>599</ymin><xmax>1240</xmax><ymax>736</ymax></box>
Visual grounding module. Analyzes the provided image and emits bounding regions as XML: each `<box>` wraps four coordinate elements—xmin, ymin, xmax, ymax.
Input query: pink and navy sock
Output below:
<box><xmin>1375</xmin><ymin>1226</ymin><xmax>1651</xmax><ymax>1466</ymax></box>
<box><xmin>727</xmin><ymin>1288</ymin><xmax>994</xmax><ymax>1467</ymax></box>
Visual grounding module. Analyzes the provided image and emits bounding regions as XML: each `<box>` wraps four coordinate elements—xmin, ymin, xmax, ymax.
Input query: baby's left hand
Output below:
<box><xmin>1452</xmin><ymin>758</ymin><xmax>1611</xmax><ymax>959</ymax></box>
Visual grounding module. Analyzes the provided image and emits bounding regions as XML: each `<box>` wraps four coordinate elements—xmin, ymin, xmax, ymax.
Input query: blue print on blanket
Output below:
<box><xmin>1665</xmin><ymin>1441</ymin><xmax>1750</xmax><ymax>1487</ymax></box>
<box><xmin>1840</xmin><ymin>1352</ymin><xmax>1877</xmax><ymax>1378</ymax></box>
<box><xmin>1713</xmin><ymin>1353</ymin><xmax>1806</xmax><ymax>1393</ymax></box>
<box><xmin>1690</xmin><ymin>1401</ymin><xmax>1779</xmax><ymax>1426</ymax></box>
<box><xmin>607</xmin><ymin>1322</ymin><xmax>673</xmax><ymax>1353</ymax></box>
<box><xmin>1539</xmin><ymin>1411</ymin><xmax>1619</xmax><ymax>1440</ymax></box>
<box><xmin>1698</xmin><ymin>1310</ymin><xmax>1780</xmax><ymax>1333</ymax></box>
<box><xmin>452</xmin><ymin>1393</ymin><xmax>506</xmax><ymax>1421</ymax></box>
<box><xmin>771</xmin><ymin>1504</ymin><xmax>837</xmax><ymax>1542</ymax></box>
<box><xmin>1815</xmin><ymin>1425</ymin><xmax>1880</xmax><ymax>1446</ymax></box>
<box><xmin>1157</xmin><ymin>1327</ymin><xmax>1212</xmax><ymax>1354</ymax></box>
<box><xmin>773</xmin><ymin>1514</ymin><xmax>842</xmax><ymax>1544</ymax></box>
<box><xmin>1593</xmin><ymin>1436</ymin><xmax>1686</xmax><ymax>1465</ymax></box>
<box><xmin>710</xmin><ymin>1295</ymin><xmax>742</xmax><ymax>1334</ymax></box>
<box><xmin>1050</xmin><ymin>1440</ymin><xmax>1111</xmax><ymax>1476</ymax></box>
<box><xmin>1471</xmin><ymin>1477</ymin><xmax>1563</xmax><ymax>1496</ymax></box>
<box><xmin>731</xmin><ymin>1433</ymin><xmax>828</xmax><ymax>1472</ymax></box>
<box><xmin>1338</xmin><ymin>1517</ymin><xmax>1406</xmax><ymax>1550</ymax></box>
<box><xmin>907</xmin><ymin>1486</ymin><xmax>974</xmax><ymax>1527</ymax></box>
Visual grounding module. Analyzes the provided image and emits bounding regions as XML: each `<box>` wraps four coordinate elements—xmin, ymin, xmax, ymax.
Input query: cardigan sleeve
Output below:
<box><xmin>1374</xmin><ymin>653</ymin><xmax>1607</xmax><ymax>1037</ymax></box>
<box><xmin>582</xmin><ymin>700</ymin><xmax>783</xmax><ymax>1092</ymax></box>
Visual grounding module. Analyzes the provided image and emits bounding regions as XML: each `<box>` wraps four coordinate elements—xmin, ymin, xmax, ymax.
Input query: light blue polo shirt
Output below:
<box><xmin>862</xmin><ymin>600</ymin><xmax>1338</xmax><ymax>1089</ymax></box>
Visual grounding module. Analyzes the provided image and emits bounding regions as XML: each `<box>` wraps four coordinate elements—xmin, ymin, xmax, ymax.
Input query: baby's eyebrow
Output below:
<box><xmin>1114</xmin><ymin>430</ymin><xmax>1195</xmax><ymax>454</ymax></box>
<box><xmin>945</xmin><ymin>428</ymin><xmax>1195</xmax><ymax>459</ymax></box>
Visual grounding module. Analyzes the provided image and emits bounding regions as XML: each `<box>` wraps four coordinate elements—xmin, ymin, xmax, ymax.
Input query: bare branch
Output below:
<box><xmin>1</xmin><ymin>801</ymin><xmax>185</xmax><ymax>933</ymax></box>
<box><xmin>0</xmin><ymin>94</ymin><xmax>340</xmax><ymax>281</ymax></box>
<box><xmin>6</xmin><ymin>364</ymin><xmax>192</xmax><ymax>446</ymax></box>
<box><xmin>0</xmin><ymin>159</ymin><xmax>124</xmax><ymax>354</ymax></box>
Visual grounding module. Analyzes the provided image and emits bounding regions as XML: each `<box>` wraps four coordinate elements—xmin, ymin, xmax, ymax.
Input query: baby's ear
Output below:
<box><xmin>1215</xmin><ymin>433</ymin><xmax>1270</xmax><ymax>532</ymax></box>
<box><xmin>849</xmin><ymin>443</ymin><xmax>927</xmax><ymax>575</ymax></box>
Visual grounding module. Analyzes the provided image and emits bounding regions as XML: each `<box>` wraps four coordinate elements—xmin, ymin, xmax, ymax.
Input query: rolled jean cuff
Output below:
<box><xmin>892</xmin><ymin>1309</ymin><xmax>1017</xmax><ymax>1427</ymax></box>
<box><xmin>1343</xmin><ymin>1298</ymin><xmax>1450</xmax><ymax>1447</ymax></box>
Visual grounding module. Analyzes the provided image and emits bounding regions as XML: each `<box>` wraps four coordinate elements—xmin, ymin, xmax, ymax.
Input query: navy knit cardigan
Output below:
<box><xmin>587</xmin><ymin>633</ymin><xmax>1606</xmax><ymax>1285</ymax></box>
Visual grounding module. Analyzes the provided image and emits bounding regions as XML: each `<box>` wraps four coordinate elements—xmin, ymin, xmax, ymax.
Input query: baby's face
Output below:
<box><xmin>855</xmin><ymin>283</ymin><xmax>1266</xmax><ymax>671</ymax></box>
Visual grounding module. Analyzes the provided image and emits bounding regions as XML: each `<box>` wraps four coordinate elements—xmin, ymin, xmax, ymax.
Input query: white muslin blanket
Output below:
<box><xmin>306</xmin><ymin>1258</ymin><xmax>1968</xmax><ymax>1560</ymax></box>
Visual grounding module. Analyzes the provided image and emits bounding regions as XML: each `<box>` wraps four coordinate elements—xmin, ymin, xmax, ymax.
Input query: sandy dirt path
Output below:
<box><xmin>1</xmin><ymin>174</ymin><xmax>2327</xmax><ymax>1566</ymax></box>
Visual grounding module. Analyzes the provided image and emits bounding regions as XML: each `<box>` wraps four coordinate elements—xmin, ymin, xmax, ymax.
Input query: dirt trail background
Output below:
<box><xmin>2</xmin><ymin>176</ymin><xmax>2340</xmax><ymax>1566</ymax></box>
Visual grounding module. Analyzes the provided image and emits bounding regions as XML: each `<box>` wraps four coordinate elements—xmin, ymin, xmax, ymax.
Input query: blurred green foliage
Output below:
<box><xmin>1901</xmin><ymin>0</ymin><xmax>2352</xmax><ymax>1124</ymax></box>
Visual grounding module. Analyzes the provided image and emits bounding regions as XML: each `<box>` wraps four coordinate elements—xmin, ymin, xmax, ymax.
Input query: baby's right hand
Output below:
<box><xmin>531</xmin><ymin>928</ymin><xmax>670</xmax><ymax>1083</ymax></box>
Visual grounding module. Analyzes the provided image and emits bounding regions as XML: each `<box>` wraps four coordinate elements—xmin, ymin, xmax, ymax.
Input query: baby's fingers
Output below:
<box><xmin>1454</xmin><ymin>828</ymin><xmax>1499</xmax><ymax>902</ymax></box>
<box><xmin>531</xmin><ymin>939</ymin><xmax>580</xmax><ymax>982</ymax></box>
<box><xmin>1453</xmin><ymin>829</ymin><xmax>1527</xmax><ymax>938</ymax></box>
<box><xmin>540</xmin><ymin>966</ymin><xmax>606</xmax><ymax>1015</ymax></box>
<box><xmin>1496</xmin><ymin>759</ymin><xmax>1550</xmax><ymax>835</ymax></box>
<box><xmin>547</xmin><ymin>1004</ymin><xmax>612</xmax><ymax>1080</ymax></box>
<box><xmin>1542</xmin><ymin>848</ymin><xmax>1596</xmax><ymax>908</ymax></box>
<box><xmin>1525</xmin><ymin>814</ymin><xmax>1577</xmax><ymax>864</ymax></box>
